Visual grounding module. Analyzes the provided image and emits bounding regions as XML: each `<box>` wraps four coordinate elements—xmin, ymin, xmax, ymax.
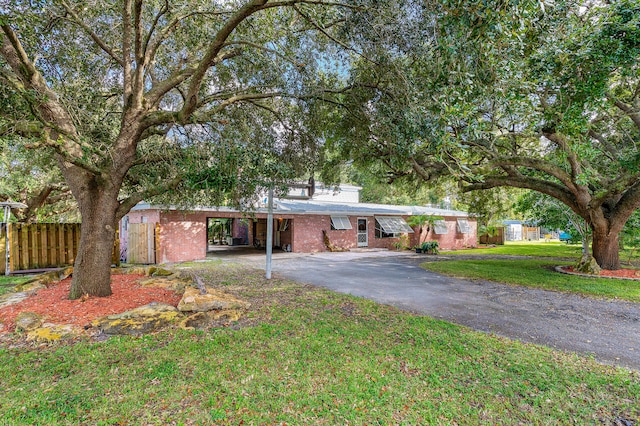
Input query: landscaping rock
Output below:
<box><xmin>14</xmin><ymin>281</ymin><xmax>46</xmax><ymax>294</ymax></box>
<box><xmin>575</xmin><ymin>254</ymin><xmax>601</xmax><ymax>275</ymax></box>
<box><xmin>177</xmin><ymin>287</ymin><xmax>250</xmax><ymax>313</ymax></box>
<box><xmin>138</xmin><ymin>276</ymin><xmax>189</xmax><ymax>292</ymax></box>
<box><xmin>26</xmin><ymin>323</ymin><xmax>79</xmax><ymax>342</ymax></box>
<box><xmin>0</xmin><ymin>292</ymin><xmax>29</xmax><ymax>309</ymax></box>
<box><xmin>37</xmin><ymin>267</ymin><xmax>73</xmax><ymax>285</ymax></box>
<box><xmin>179</xmin><ymin>310</ymin><xmax>245</xmax><ymax>330</ymax></box>
<box><xmin>91</xmin><ymin>302</ymin><xmax>182</xmax><ymax>336</ymax></box>
<box><xmin>14</xmin><ymin>266</ymin><xmax>73</xmax><ymax>294</ymax></box>
<box><xmin>14</xmin><ymin>312</ymin><xmax>43</xmax><ymax>332</ymax></box>
<box><xmin>148</xmin><ymin>266</ymin><xmax>174</xmax><ymax>277</ymax></box>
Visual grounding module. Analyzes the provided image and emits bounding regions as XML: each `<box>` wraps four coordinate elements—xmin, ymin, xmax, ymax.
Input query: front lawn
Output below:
<box><xmin>422</xmin><ymin>258</ymin><xmax>640</xmax><ymax>302</ymax></box>
<box><xmin>448</xmin><ymin>241</ymin><xmax>583</xmax><ymax>258</ymax></box>
<box><xmin>0</xmin><ymin>261</ymin><xmax>638</xmax><ymax>424</ymax></box>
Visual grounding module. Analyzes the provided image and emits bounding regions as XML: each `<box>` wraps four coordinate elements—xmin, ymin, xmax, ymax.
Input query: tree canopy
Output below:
<box><xmin>335</xmin><ymin>0</ymin><xmax>640</xmax><ymax>269</ymax></box>
<box><xmin>0</xmin><ymin>0</ymin><xmax>374</xmax><ymax>297</ymax></box>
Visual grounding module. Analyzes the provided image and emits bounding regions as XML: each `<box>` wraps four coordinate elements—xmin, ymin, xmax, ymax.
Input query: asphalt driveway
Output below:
<box><xmin>243</xmin><ymin>251</ymin><xmax>640</xmax><ymax>371</ymax></box>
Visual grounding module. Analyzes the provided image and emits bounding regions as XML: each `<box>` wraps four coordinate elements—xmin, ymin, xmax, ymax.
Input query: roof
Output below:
<box><xmin>273</xmin><ymin>199</ymin><xmax>470</xmax><ymax>217</ymax></box>
<box><xmin>131</xmin><ymin>200</ymin><xmax>470</xmax><ymax>218</ymax></box>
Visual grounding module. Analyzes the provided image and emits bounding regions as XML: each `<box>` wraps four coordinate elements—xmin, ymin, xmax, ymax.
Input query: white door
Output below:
<box><xmin>357</xmin><ymin>218</ymin><xmax>368</xmax><ymax>247</ymax></box>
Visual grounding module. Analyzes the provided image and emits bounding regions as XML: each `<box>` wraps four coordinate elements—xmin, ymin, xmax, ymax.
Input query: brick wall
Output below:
<box><xmin>122</xmin><ymin>209</ymin><xmax>478</xmax><ymax>262</ymax></box>
<box><xmin>408</xmin><ymin>217</ymin><xmax>478</xmax><ymax>250</ymax></box>
<box><xmin>157</xmin><ymin>211</ymin><xmax>208</xmax><ymax>263</ymax></box>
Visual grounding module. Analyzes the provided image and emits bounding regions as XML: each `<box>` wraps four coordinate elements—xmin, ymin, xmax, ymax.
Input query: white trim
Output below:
<box><xmin>457</xmin><ymin>218</ymin><xmax>471</xmax><ymax>234</ymax></box>
<box><xmin>434</xmin><ymin>219</ymin><xmax>448</xmax><ymax>235</ymax></box>
<box><xmin>330</xmin><ymin>216</ymin><xmax>352</xmax><ymax>230</ymax></box>
<box><xmin>374</xmin><ymin>216</ymin><xmax>414</xmax><ymax>234</ymax></box>
<box><xmin>357</xmin><ymin>218</ymin><xmax>368</xmax><ymax>247</ymax></box>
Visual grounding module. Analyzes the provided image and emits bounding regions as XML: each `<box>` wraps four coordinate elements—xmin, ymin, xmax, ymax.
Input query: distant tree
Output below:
<box><xmin>515</xmin><ymin>191</ymin><xmax>590</xmax><ymax>253</ymax></box>
<box><xmin>0</xmin><ymin>139</ymin><xmax>77</xmax><ymax>222</ymax></box>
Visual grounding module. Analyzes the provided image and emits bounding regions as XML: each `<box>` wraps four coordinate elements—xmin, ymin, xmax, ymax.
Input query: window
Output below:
<box><xmin>375</xmin><ymin>216</ymin><xmax>414</xmax><ymax>238</ymax></box>
<box><xmin>457</xmin><ymin>218</ymin><xmax>471</xmax><ymax>234</ymax></box>
<box><xmin>330</xmin><ymin>216</ymin><xmax>352</xmax><ymax>230</ymax></box>
<box><xmin>433</xmin><ymin>219</ymin><xmax>448</xmax><ymax>234</ymax></box>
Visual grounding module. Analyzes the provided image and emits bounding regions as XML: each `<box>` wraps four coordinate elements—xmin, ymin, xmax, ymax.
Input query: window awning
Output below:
<box><xmin>457</xmin><ymin>218</ymin><xmax>471</xmax><ymax>234</ymax></box>
<box><xmin>375</xmin><ymin>216</ymin><xmax>414</xmax><ymax>234</ymax></box>
<box><xmin>433</xmin><ymin>219</ymin><xmax>448</xmax><ymax>234</ymax></box>
<box><xmin>330</xmin><ymin>216</ymin><xmax>352</xmax><ymax>230</ymax></box>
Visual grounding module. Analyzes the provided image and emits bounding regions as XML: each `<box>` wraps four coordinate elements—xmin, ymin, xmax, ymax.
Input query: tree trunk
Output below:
<box><xmin>68</xmin><ymin>187</ymin><xmax>119</xmax><ymax>299</ymax></box>
<box><xmin>591</xmin><ymin>227</ymin><xmax>620</xmax><ymax>270</ymax></box>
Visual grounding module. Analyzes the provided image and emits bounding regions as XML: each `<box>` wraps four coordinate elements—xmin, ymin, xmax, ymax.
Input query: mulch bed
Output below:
<box><xmin>0</xmin><ymin>274</ymin><xmax>182</xmax><ymax>333</ymax></box>
<box><xmin>560</xmin><ymin>266</ymin><xmax>640</xmax><ymax>280</ymax></box>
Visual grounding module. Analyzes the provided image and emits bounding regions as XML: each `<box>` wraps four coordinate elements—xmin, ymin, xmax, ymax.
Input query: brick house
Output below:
<box><xmin>120</xmin><ymin>185</ymin><xmax>477</xmax><ymax>264</ymax></box>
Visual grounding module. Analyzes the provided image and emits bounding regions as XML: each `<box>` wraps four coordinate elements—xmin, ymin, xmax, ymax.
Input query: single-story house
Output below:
<box><xmin>120</xmin><ymin>185</ymin><xmax>477</xmax><ymax>264</ymax></box>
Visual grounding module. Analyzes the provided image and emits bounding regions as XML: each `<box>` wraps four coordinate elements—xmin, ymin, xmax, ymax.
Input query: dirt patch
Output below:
<box><xmin>0</xmin><ymin>274</ymin><xmax>182</xmax><ymax>333</ymax></box>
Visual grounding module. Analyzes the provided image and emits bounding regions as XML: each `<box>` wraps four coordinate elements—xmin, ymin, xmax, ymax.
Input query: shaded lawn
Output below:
<box><xmin>448</xmin><ymin>241</ymin><xmax>584</xmax><ymax>258</ymax></box>
<box><xmin>0</xmin><ymin>275</ymin><xmax>31</xmax><ymax>296</ymax></box>
<box><xmin>422</xmin><ymin>258</ymin><xmax>640</xmax><ymax>302</ymax></box>
<box><xmin>0</xmin><ymin>261</ymin><xmax>638</xmax><ymax>425</ymax></box>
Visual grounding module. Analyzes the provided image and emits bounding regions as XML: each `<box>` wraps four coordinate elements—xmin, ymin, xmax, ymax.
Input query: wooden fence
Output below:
<box><xmin>0</xmin><ymin>223</ymin><xmax>120</xmax><ymax>274</ymax></box>
<box><xmin>478</xmin><ymin>227</ymin><xmax>505</xmax><ymax>245</ymax></box>
<box><xmin>126</xmin><ymin>222</ymin><xmax>158</xmax><ymax>264</ymax></box>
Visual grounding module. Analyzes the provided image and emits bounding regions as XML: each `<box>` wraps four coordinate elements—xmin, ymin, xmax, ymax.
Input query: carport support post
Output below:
<box><xmin>266</xmin><ymin>187</ymin><xmax>273</xmax><ymax>279</ymax></box>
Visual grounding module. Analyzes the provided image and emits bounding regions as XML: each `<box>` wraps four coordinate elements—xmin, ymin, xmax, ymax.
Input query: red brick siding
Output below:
<box><xmin>121</xmin><ymin>209</ymin><xmax>477</xmax><ymax>262</ymax></box>
<box><xmin>158</xmin><ymin>211</ymin><xmax>208</xmax><ymax>263</ymax></box>
<box><xmin>408</xmin><ymin>217</ymin><xmax>478</xmax><ymax>250</ymax></box>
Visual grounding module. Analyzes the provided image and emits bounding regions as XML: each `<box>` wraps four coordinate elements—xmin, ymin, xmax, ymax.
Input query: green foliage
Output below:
<box><xmin>334</xmin><ymin>0</ymin><xmax>640</xmax><ymax>268</ymax></box>
<box><xmin>420</xmin><ymin>240</ymin><xmax>439</xmax><ymax>254</ymax></box>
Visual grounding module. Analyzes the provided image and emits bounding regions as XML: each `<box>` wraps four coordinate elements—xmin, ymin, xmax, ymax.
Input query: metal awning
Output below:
<box><xmin>330</xmin><ymin>216</ymin><xmax>352</xmax><ymax>230</ymax></box>
<box><xmin>457</xmin><ymin>218</ymin><xmax>471</xmax><ymax>234</ymax></box>
<box><xmin>433</xmin><ymin>219</ymin><xmax>448</xmax><ymax>234</ymax></box>
<box><xmin>375</xmin><ymin>216</ymin><xmax>414</xmax><ymax>234</ymax></box>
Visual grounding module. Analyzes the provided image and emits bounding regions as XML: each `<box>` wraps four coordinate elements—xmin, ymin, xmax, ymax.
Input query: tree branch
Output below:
<box><xmin>60</xmin><ymin>1</ymin><xmax>124</xmax><ymax>66</ymax></box>
<box><xmin>181</xmin><ymin>0</ymin><xmax>269</xmax><ymax>120</ymax></box>
<box><xmin>462</xmin><ymin>175</ymin><xmax>584</xmax><ymax>217</ymax></box>
<box><xmin>490</xmin><ymin>155</ymin><xmax>580</xmax><ymax>194</ymax></box>
<box><xmin>122</xmin><ymin>0</ymin><xmax>134</xmax><ymax>102</ymax></box>
<box><xmin>541</xmin><ymin>131</ymin><xmax>583</xmax><ymax>179</ymax></box>
<box><xmin>610</xmin><ymin>96</ymin><xmax>640</xmax><ymax>131</ymax></box>
<box><xmin>117</xmin><ymin>175</ymin><xmax>183</xmax><ymax>220</ymax></box>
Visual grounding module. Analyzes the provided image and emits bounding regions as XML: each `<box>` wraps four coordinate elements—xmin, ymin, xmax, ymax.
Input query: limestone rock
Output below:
<box><xmin>14</xmin><ymin>281</ymin><xmax>46</xmax><ymax>294</ymax></box>
<box><xmin>148</xmin><ymin>266</ymin><xmax>174</xmax><ymax>277</ymax></box>
<box><xmin>27</xmin><ymin>323</ymin><xmax>79</xmax><ymax>342</ymax></box>
<box><xmin>15</xmin><ymin>312</ymin><xmax>43</xmax><ymax>332</ymax></box>
<box><xmin>15</xmin><ymin>266</ymin><xmax>73</xmax><ymax>293</ymax></box>
<box><xmin>91</xmin><ymin>302</ymin><xmax>182</xmax><ymax>336</ymax></box>
<box><xmin>0</xmin><ymin>292</ymin><xmax>29</xmax><ymax>309</ymax></box>
<box><xmin>138</xmin><ymin>277</ymin><xmax>188</xmax><ymax>292</ymax></box>
<box><xmin>575</xmin><ymin>254</ymin><xmax>601</xmax><ymax>275</ymax></box>
<box><xmin>179</xmin><ymin>310</ymin><xmax>245</xmax><ymax>330</ymax></box>
<box><xmin>37</xmin><ymin>267</ymin><xmax>73</xmax><ymax>285</ymax></box>
<box><xmin>178</xmin><ymin>287</ymin><xmax>250</xmax><ymax>313</ymax></box>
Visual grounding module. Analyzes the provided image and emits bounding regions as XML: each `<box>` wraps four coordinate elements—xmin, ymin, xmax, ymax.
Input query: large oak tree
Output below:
<box><xmin>0</xmin><ymin>0</ymin><xmax>365</xmax><ymax>298</ymax></box>
<box><xmin>337</xmin><ymin>0</ymin><xmax>640</xmax><ymax>269</ymax></box>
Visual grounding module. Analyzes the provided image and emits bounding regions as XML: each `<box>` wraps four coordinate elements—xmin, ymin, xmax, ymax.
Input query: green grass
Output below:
<box><xmin>422</xmin><ymin>258</ymin><xmax>640</xmax><ymax>302</ymax></box>
<box><xmin>448</xmin><ymin>241</ymin><xmax>584</xmax><ymax>258</ymax></box>
<box><xmin>0</xmin><ymin>275</ymin><xmax>31</xmax><ymax>296</ymax></box>
<box><xmin>0</xmin><ymin>261</ymin><xmax>638</xmax><ymax>424</ymax></box>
